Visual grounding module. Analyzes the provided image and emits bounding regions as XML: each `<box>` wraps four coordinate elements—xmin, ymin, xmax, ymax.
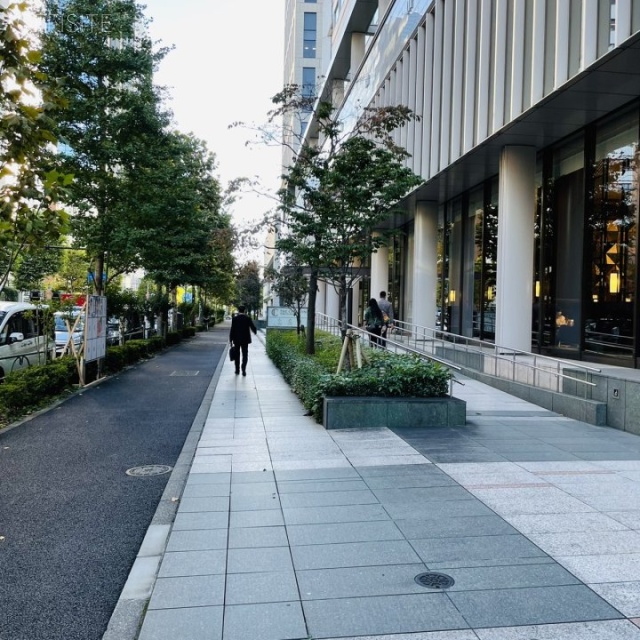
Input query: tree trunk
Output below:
<box><xmin>305</xmin><ymin>268</ymin><xmax>318</xmax><ymax>355</ymax></box>
<box><xmin>94</xmin><ymin>252</ymin><xmax>105</xmax><ymax>296</ymax></box>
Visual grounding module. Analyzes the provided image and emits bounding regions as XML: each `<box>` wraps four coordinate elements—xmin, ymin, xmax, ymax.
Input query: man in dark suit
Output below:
<box><xmin>229</xmin><ymin>305</ymin><xmax>257</xmax><ymax>376</ymax></box>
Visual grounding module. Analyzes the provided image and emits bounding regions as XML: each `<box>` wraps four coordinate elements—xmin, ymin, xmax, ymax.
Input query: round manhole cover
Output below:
<box><xmin>126</xmin><ymin>465</ymin><xmax>173</xmax><ymax>477</ymax></box>
<box><xmin>414</xmin><ymin>572</ymin><xmax>455</xmax><ymax>589</ymax></box>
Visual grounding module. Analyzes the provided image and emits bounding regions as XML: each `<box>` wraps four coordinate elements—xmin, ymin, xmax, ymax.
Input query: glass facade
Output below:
<box><xmin>434</xmin><ymin>100</ymin><xmax>640</xmax><ymax>367</ymax></box>
<box><xmin>303</xmin><ymin>12</ymin><xmax>317</xmax><ymax>58</ymax></box>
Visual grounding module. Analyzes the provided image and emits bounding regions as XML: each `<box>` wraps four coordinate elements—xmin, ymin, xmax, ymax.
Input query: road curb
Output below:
<box><xmin>101</xmin><ymin>338</ymin><xmax>228</xmax><ymax>640</ymax></box>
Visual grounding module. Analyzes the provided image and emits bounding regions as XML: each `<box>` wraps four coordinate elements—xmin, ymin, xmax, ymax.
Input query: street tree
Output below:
<box><xmin>41</xmin><ymin>0</ymin><xmax>170</xmax><ymax>293</ymax></box>
<box><xmin>0</xmin><ymin>2</ymin><xmax>70</xmax><ymax>295</ymax></box>
<box><xmin>13</xmin><ymin>248</ymin><xmax>61</xmax><ymax>292</ymax></box>
<box><xmin>234</xmin><ymin>261</ymin><xmax>262</xmax><ymax>318</ymax></box>
<box><xmin>270</xmin><ymin>86</ymin><xmax>423</xmax><ymax>353</ymax></box>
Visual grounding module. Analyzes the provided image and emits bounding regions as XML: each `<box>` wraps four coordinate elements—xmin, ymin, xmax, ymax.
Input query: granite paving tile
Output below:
<box><xmin>227</xmin><ymin>546</ymin><xmax>294</xmax><ymax>573</ymax></box>
<box><xmin>525</xmin><ymin>530</ymin><xmax>640</xmax><ymax>555</ymax></box>
<box><xmin>383</xmin><ymin>499</ymin><xmax>495</xmax><ymax>520</ymax></box>
<box><xmin>395</xmin><ymin>515</ymin><xmax>519</xmax><ymax>540</ymax></box>
<box><xmin>230</xmin><ymin>470</ymin><xmax>275</xmax><ymax>483</ymax></box>
<box><xmin>148</xmin><ymin>574</ymin><xmax>225</xmax><ymax>610</ymax></box>
<box><xmin>555</xmin><ymin>553</ymin><xmax>640</xmax><ymax>583</ymax></box>
<box><xmin>172</xmin><ymin>511</ymin><xmax>229</xmax><ymax>531</ymax></box>
<box><xmin>223</xmin><ymin>601</ymin><xmax>307</xmax><ymax>640</ymax></box>
<box><xmin>313</xmin><ymin>632</ymin><xmax>478</xmax><ymax>640</ymax></box>
<box><xmin>607</xmin><ymin>511</ymin><xmax>640</xmax><ymax>529</ymax></box>
<box><xmin>588</xmin><ymin>581</ymin><xmax>640</xmax><ymax>617</ymax></box>
<box><xmin>282</xmin><ymin>503</ymin><xmax>391</xmax><ymax>525</ymax></box>
<box><xmin>503</xmin><ymin>512</ymin><xmax>628</xmax><ymax>534</ymax></box>
<box><xmin>181</xmin><ymin>483</ymin><xmax>231</xmax><ymax>498</ymax></box>
<box><xmin>291</xmin><ymin>539</ymin><xmax>421</xmax><ymax>570</ymax></box>
<box><xmin>448</xmin><ymin>584</ymin><xmax>622</xmax><ymax>628</ymax></box>
<box><xmin>158</xmin><ymin>549</ymin><xmax>227</xmax><ymax>577</ymax></box>
<box><xmin>361</xmin><ymin>474</ymin><xmax>457</xmax><ymax>489</ymax></box>
<box><xmin>279</xmin><ymin>489</ymin><xmax>379</xmax><ymax>508</ymax></box>
<box><xmin>185</xmin><ymin>472</ymin><xmax>231</xmax><ymax>485</ymax></box>
<box><xmin>165</xmin><ymin>529</ymin><xmax>228</xmax><ymax>552</ymax></box>
<box><xmin>297</xmin><ymin>563</ymin><xmax>429</xmax><ymax>599</ymax></box>
<box><xmin>229</xmin><ymin>494</ymin><xmax>281</xmax><ymax>511</ymax></box>
<box><xmin>286</xmin><ymin>520</ymin><xmax>404</xmax><ymax>546</ymax></box>
<box><xmin>475</xmin><ymin>620</ymin><xmax>640</xmax><ymax>639</ymax></box>
<box><xmin>138</xmin><ymin>606</ymin><xmax>223</xmax><ymax>640</ymax></box>
<box><xmin>227</xmin><ymin>525</ymin><xmax>289</xmax><ymax>549</ymax></box>
<box><xmin>371</xmin><ymin>486</ymin><xmax>474</xmax><ymax>503</ymax></box>
<box><xmin>225</xmin><ymin>570</ymin><xmax>300</xmax><ymax>605</ymax></box>
<box><xmin>277</xmin><ymin>479</ymin><xmax>370</xmax><ymax>493</ymax></box>
<box><xmin>411</xmin><ymin>534</ymin><xmax>546</xmax><ymax>565</ymax></box>
<box><xmin>303</xmin><ymin>593</ymin><xmax>468</xmax><ymax>638</ymax></box>
<box><xmin>229</xmin><ymin>509</ymin><xmax>284</xmax><ymax>528</ymax></box>
<box><xmin>177</xmin><ymin>496</ymin><xmax>230</xmax><ymax>513</ymax></box>
<box><xmin>227</xmin><ymin>482</ymin><xmax>278</xmax><ymax>496</ymax></box>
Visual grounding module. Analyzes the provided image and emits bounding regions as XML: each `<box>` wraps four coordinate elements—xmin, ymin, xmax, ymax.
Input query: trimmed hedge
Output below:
<box><xmin>265</xmin><ymin>329</ymin><xmax>453</xmax><ymax>422</ymax></box>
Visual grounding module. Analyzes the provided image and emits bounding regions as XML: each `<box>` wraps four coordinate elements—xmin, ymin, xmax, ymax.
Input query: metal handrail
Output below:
<box><xmin>316</xmin><ymin>313</ymin><xmax>598</xmax><ymax>396</ymax></box>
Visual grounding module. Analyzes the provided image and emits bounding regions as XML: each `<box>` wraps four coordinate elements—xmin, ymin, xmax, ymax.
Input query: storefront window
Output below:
<box><xmin>585</xmin><ymin>109</ymin><xmax>638</xmax><ymax>358</ymax></box>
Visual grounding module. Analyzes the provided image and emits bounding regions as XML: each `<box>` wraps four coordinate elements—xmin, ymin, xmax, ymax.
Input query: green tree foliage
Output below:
<box><xmin>41</xmin><ymin>0</ymin><xmax>170</xmax><ymax>292</ymax></box>
<box><xmin>52</xmin><ymin>248</ymin><xmax>91</xmax><ymax>293</ymax></box>
<box><xmin>269</xmin><ymin>86</ymin><xmax>423</xmax><ymax>353</ymax></box>
<box><xmin>234</xmin><ymin>261</ymin><xmax>262</xmax><ymax>318</ymax></box>
<box><xmin>265</xmin><ymin>259</ymin><xmax>308</xmax><ymax>334</ymax></box>
<box><xmin>13</xmin><ymin>248</ymin><xmax>61</xmax><ymax>291</ymax></box>
<box><xmin>0</xmin><ymin>2</ymin><xmax>70</xmax><ymax>295</ymax></box>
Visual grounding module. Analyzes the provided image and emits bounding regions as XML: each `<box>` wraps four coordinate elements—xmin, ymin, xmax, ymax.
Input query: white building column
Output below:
<box><xmin>325</xmin><ymin>282</ymin><xmax>340</xmax><ymax>320</ymax></box>
<box><xmin>370</xmin><ymin>238</ymin><xmax>389</xmax><ymax>302</ymax></box>
<box><xmin>496</xmin><ymin>145</ymin><xmax>536</xmax><ymax>351</ymax></box>
<box><xmin>316</xmin><ymin>279</ymin><xmax>327</xmax><ymax>315</ymax></box>
<box><xmin>413</xmin><ymin>201</ymin><xmax>439</xmax><ymax>329</ymax></box>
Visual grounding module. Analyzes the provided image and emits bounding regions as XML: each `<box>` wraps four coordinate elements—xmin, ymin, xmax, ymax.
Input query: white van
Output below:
<box><xmin>0</xmin><ymin>302</ymin><xmax>52</xmax><ymax>380</ymax></box>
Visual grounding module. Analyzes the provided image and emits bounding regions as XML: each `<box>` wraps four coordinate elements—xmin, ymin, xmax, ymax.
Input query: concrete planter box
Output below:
<box><xmin>323</xmin><ymin>396</ymin><xmax>466</xmax><ymax>430</ymax></box>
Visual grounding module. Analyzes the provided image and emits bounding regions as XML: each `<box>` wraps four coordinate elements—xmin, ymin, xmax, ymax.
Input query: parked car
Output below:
<box><xmin>54</xmin><ymin>308</ymin><xmax>84</xmax><ymax>356</ymax></box>
<box><xmin>0</xmin><ymin>302</ymin><xmax>51</xmax><ymax>379</ymax></box>
<box><xmin>106</xmin><ymin>319</ymin><xmax>121</xmax><ymax>346</ymax></box>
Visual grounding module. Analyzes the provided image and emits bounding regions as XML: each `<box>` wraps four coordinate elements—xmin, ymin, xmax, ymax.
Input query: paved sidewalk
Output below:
<box><xmin>124</xmin><ymin>331</ymin><xmax>640</xmax><ymax>640</ymax></box>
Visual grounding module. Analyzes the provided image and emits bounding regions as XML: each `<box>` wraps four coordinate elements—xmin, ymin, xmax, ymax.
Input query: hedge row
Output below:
<box><xmin>265</xmin><ymin>330</ymin><xmax>453</xmax><ymax>422</ymax></box>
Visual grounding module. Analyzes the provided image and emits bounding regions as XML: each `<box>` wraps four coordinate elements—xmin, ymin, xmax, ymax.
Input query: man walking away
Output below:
<box><xmin>229</xmin><ymin>305</ymin><xmax>257</xmax><ymax>376</ymax></box>
<box><xmin>377</xmin><ymin>291</ymin><xmax>394</xmax><ymax>348</ymax></box>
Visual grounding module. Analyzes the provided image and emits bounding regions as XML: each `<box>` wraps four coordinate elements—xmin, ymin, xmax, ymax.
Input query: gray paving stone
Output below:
<box><xmin>433</xmin><ymin>563</ymin><xmax>580</xmax><ymax>591</ymax></box>
<box><xmin>362</xmin><ymin>474</ymin><xmax>457</xmax><ymax>489</ymax></box>
<box><xmin>172</xmin><ymin>511</ymin><xmax>229</xmax><ymax>531</ymax></box>
<box><xmin>275</xmin><ymin>468</ymin><xmax>360</xmax><ymax>481</ymax></box>
<box><xmin>448</xmin><ymin>585</ymin><xmax>622</xmax><ymax>628</ymax></box>
<box><xmin>230</xmin><ymin>470</ymin><xmax>276</xmax><ymax>483</ymax></box>
<box><xmin>228</xmin><ymin>525</ymin><xmax>289</xmax><ymax>548</ymax></box>
<box><xmin>229</xmin><ymin>509</ymin><xmax>284</xmax><ymax>528</ymax></box>
<box><xmin>396</xmin><ymin>515</ymin><xmax>518</xmax><ymax>539</ymax></box>
<box><xmin>384</xmin><ymin>499</ymin><xmax>494</xmax><ymax>520</ymax></box>
<box><xmin>292</xmin><ymin>539</ymin><xmax>421</xmax><ymax>570</ymax></box>
<box><xmin>158</xmin><ymin>549</ymin><xmax>227</xmax><ymax>577</ymax></box>
<box><xmin>228</xmin><ymin>482</ymin><xmax>278</xmax><ymax>496</ymax></box>
<box><xmin>280</xmin><ymin>489</ymin><xmax>379</xmax><ymax>508</ymax></box>
<box><xmin>355</xmin><ymin>464</ymin><xmax>435</xmax><ymax>476</ymax></box>
<box><xmin>297</xmin><ymin>564</ymin><xmax>429</xmax><ymax>599</ymax></box>
<box><xmin>138</xmin><ymin>606</ymin><xmax>223</xmax><ymax>640</ymax></box>
<box><xmin>227</xmin><ymin>546</ymin><xmax>294</xmax><ymax>573</ymax></box>
<box><xmin>303</xmin><ymin>593</ymin><xmax>468</xmax><ymax>638</ymax></box>
<box><xmin>223</xmin><ymin>601</ymin><xmax>307</xmax><ymax>640</ymax></box>
<box><xmin>148</xmin><ymin>574</ymin><xmax>225</xmax><ymax>610</ymax></box>
<box><xmin>282</xmin><ymin>503</ymin><xmax>391</xmax><ymax>525</ymax></box>
<box><xmin>429</xmin><ymin>556</ymin><xmax>557</xmax><ymax>570</ymax></box>
<box><xmin>225</xmin><ymin>570</ymin><xmax>300</xmax><ymax>604</ymax></box>
<box><xmin>287</xmin><ymin>520</ymin><xmax>404</xmax><ymax>546</ymax></box>
<box><xmin>165</xmin><ymin>529</ymin><xmax>228</xmax><ymax>552</ymax></box>
<box><xmin>229</xmin><ymin>494</ymin><xmax>281</xmax><ymax>511</ymax></box>
<box><xmin>475</xmin><ymin>620</ymin><xmax>640</xmax><ymax>640</ymax></box>
<box><xmin>589</xmin><ymin>581</ymin><xmax>640</xmax><ymax>617</ymax></box>
<box><xmin>181</xmin><ymin>483</ymin><xmax>231</xmax><ymax>498</ymax></box>
<box><xmin>185</xmin><ymin>472</ymin><xmax>230</xmax><ymax>485</ymax></box>
<box><xmin>412</xmin><ymin>534</ymin><xmax>546</xmax><ymax>565</ymax></box>
<box><xmin>277</xmin><ymin>479</ymin><xmax>370</xmax><ymax>493</ymax></box>
<box><xmin>372</xmin><ymin>486</ymin><xmax>475</xmax><ymax>504</ymax></box>
<box><xmin>177</xmin><ymin>496</ymin><xmax>230</xmax><ymax>513</ymax></box>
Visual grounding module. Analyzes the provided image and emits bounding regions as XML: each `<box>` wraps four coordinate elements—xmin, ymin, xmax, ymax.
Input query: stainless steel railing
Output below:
<box><xmin>316</xmin><ymin>313</ymin><xmax>600</xmax><ymax>397</ymax></box>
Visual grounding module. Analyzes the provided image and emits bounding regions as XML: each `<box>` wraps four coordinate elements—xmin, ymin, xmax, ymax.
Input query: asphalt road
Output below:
<box><xmin>0</xmin><ymin>330</ymin><xmax>225</xmax><ymax>640</ymax></box>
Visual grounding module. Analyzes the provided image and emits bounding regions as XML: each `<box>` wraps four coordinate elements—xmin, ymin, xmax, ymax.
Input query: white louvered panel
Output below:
<box><xmin>463</xmin><ymin>0</ymin><xmax>478</xmax><ymax>154</ymax></box>
<box><xmin>554</xmin><ymin>0</ymin><xmax>570</xmax><ymax>88</ymax></box>
<box><xmin>581</xmin><ymin>0</ymin><xmax>598</xmax><ymax>69</ymax></box>
<box><xmin>531</xmin><ymin>0</ymin><xmax>545</xmax><ymax>104</ymax></box>
<box><xmin>429</xmin><ymin>2</ymin><xmax>444</xmax><ymax>177</ymax></box>
<box><xmin>492</xmin><ymin>0</ymin><xmax>508</xmax><ymax>133</ymax></box>
<box><xmin>440</xmin><ymin>0</ymin><xmax>455</xmax><ymax>169</ymax></box>
<box><xmin>476</xmin><ymin>0</ymin><xmax>492</xmax><ymax>143</ymax></box>
<box><xmin>450</xmin><ymin>0</ymin><xmax>466</xmax><ymax>163</ymax></box>
<box><xmin>510</xmin><ymin>0</ymin><xmax>526</xmax><ymax>119</ymax></box>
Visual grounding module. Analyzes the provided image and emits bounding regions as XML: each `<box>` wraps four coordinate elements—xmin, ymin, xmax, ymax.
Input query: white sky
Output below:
<box><xmin>143</xmin><ymin>0</ymin><xmax>285</xmax><ymax>236</ymax></box>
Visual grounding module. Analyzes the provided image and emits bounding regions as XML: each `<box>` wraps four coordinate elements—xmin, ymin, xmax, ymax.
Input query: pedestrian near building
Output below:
<box><xmin>229</xmin><ymin>305</ymin><xmax>257</xmax><ymax>376</ymax></box>
<box><xmin>364</xmin><ymin>298</ymin><xmax>384</xmax><ymax>347</ymax></box>
<box><xmin>377</xmin><ymin>291</ymin><xmax>394</xmax><ymax>347</ymax></box>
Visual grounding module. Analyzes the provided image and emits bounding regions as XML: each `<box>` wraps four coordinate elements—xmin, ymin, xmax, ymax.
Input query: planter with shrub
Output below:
<box><xmin>265</xmin><ymin>329</ymin><xmax>465</xmax><ymax>428</ymax></box>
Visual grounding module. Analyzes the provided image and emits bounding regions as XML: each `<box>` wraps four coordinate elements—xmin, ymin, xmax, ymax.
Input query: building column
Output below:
<box><xmin>316</xmin><ymin>279</ymin><xmax>327</xmax><ymax>315</ymax></box>
<box><xmin>413</xmin><ymin>201</ymin><xmax>438</xmax><ymax>329</ymax></box>
<box><xmin>371</xmin><ymin>236</ymin><xmax>389</xmax><ymax>303</ymax></box>
<box><xmin>325</xmin><ymin>281</ymin><xmax>340</xmax><ymax>320</ymax></box>
<box><xmin>496</xmin><ymin>145</ymin><xmax>536</xmax><ymax>351</ymax></box>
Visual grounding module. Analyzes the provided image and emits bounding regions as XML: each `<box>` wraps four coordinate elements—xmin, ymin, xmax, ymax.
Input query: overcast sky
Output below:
<box><xmin>143</xmin><ymin>0</ymin><xmax>286</xmax><ymax>232</ymax></box>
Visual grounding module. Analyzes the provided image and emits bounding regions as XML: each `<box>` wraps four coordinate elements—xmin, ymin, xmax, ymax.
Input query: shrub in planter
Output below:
<box><xmin>181</xmin><ymin>326</ymin><xmax>196</xmax><ymax>339</ymax></box>
<box><xmin>103</xmin><ymin>346</ymin><xmax>127</xmax><ymax>373</ymax></box>
<box><xmin>166</xmin><ymin>331</ymin><xmax>181</xmax><ymax>346</ymax></box>
<box><xmin>147</xmin><ymin>336</ymin><xmax>165</xmax><ymax>352</ymax></box>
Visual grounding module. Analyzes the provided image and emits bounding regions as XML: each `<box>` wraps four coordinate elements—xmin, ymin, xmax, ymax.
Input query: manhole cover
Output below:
<box><xmin>414</xmin><ymin>572</ymin><xmax>455</xmax><ymax>589</ymax></box>
<box><xmin>126</xmin><ymin>465</ymin><xmax>173</xmax><ymax>477</ymax></box>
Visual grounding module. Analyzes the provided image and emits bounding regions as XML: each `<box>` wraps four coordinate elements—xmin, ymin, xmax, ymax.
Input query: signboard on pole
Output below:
<box><xmin>84</xmin><ymin>295</ymin><xmax>107</xmax><ymax>362</ymax></box>
<box><xmin>266</xmin><ymin>306</ymin><xmax>308</xmax><ymax>328</ymax></box>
